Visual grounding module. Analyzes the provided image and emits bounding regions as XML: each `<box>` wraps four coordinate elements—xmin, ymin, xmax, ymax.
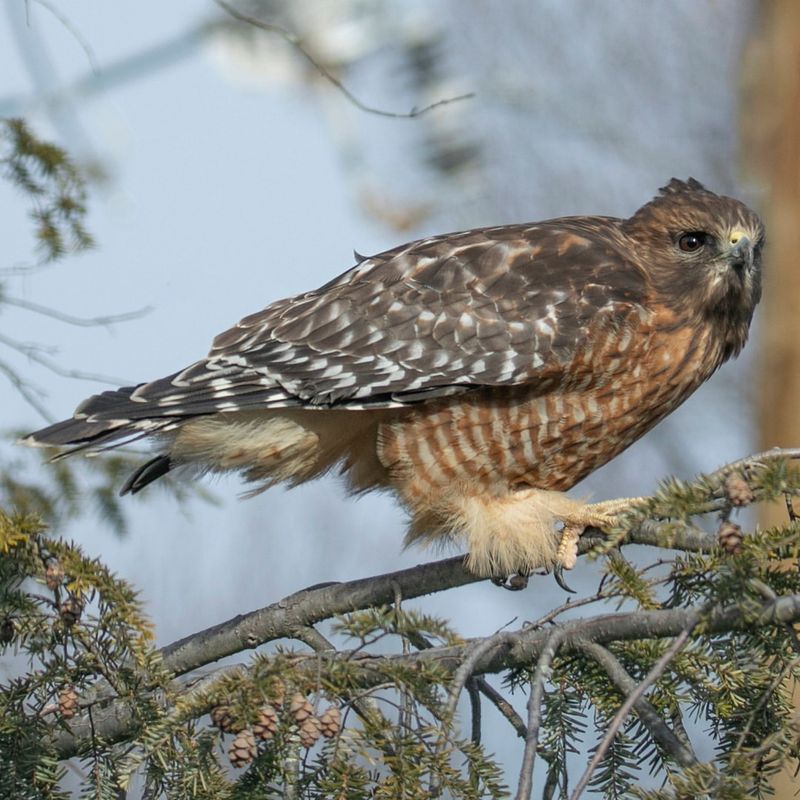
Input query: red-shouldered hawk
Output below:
<box><xmin>22</xmin><ymin>179</ymin><xmax>764</xmax><ymax>577</ymax></box>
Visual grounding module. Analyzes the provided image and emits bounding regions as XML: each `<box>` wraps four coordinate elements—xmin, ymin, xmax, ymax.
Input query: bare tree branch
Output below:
<box><xmin>474</xmin><ymin>677</ymin><xmax>527</xmax><ymax>739</ymax></box>
<box><xmin>213</xmin><ymin>0</ymin><xmax>474</xmax><ymax>119</ymax></box>
<box><xmin>0</xmin><ymin>331</ymin><xmax>130</xmax><ymax>385</ymax></box>
<box><xmin>3</xmin><ymin>294</ymin><xmax>151</xmax><ymax>328</ymax></box>
<box><xmin>160</xmin><ymin>555</ymin><xmax>477</xmax><ymax>677</ymax></box>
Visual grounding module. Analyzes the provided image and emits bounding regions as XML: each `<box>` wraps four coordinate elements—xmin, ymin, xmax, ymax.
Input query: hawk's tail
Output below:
<box><xmin>21</xmin><ymin>386</ymin><xmax>152</xmax><ymax>451</ymax></box>
<box><xmin>19</xmin><ymin>386</ymin><xmax>180</xmax><ymax>494</ymax></box>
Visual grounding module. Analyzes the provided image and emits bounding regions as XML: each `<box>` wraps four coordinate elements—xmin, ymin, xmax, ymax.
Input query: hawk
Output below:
<box><xmin>22</xmin><ymin>179</ymin><xmax>764</xmax><ymax>577</ymax></box>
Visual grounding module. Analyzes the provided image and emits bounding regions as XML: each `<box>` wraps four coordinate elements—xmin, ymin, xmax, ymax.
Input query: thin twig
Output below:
<box><xmin>475</xmin><ymin>677</ymin><xmax>527</xmax><ymax>739</ymax></box>
<box><xmin>466</xmin><ymin>679</ymin><xmax>481</xmax><ymax>745</ymax></box>
<box><xmin>515</xmin><ymin>630</ymin><xmax>565</xmax><ymax>800</ymax></box>
<box><xmin>569</xmin><ymin>623</ymin><xmax>698</xmax><ymax>800</ymax></box>
<box><xmin>527</xmin><ymin>590</ymin><xmax>616</xmax><ymax>630</ymax></box>
<box><xmin>0</xmin><ymin>331</ymin><xmax>131</xmax><ymax>385</ymax></box>
<box><xmin>213</xmin><ymin>0</ymin><xmax>474</xmax><ymax>119</ymax></box>
<box><xmin>0</xmin><ymin>357</ymin><xmax>53</xmax><ymax>421</ymax></box>
<box><xmin>3</xmin><ymin>295</ymin><xmax>151</xmax><ymax>327</ymax></box>
<box><xmin>445</xmin><ymin>631</ymin><xmax>515</xmax><ymax>721</ymax></box>
<box><xmin>29</xmin><ymin>0</ymin><xmax>100</xmax><ymax>73</ymax></box>
<box><xmin>0</xmin><ymin>257</ymin><xmax>51</xmax><ymax>276</ymax></box>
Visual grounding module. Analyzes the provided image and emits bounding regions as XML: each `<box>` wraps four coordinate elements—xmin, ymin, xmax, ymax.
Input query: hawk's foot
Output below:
<box><xmin>555</xmin><ymin>496</ymin><xmax>646</xmax><ymax>570</ymax></box>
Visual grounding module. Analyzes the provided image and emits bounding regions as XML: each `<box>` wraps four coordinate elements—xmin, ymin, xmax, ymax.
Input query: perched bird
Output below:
<box><xmin>22</xmin><ymin>179</ymin><xmax>764</xmax><ymax>577</ymax></box>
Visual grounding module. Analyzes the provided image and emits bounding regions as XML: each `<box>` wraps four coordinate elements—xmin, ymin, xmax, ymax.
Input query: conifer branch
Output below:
<box><xmin>51</xmin><ymin>592</ymin><xmax>800</xmax><ymax>759</ymax></box>
<box><xmin>569</xmin><ymin>625</ymin><xmax>697</xmax><ymax>800</ymax></box>
<box><xmin>31</xmin><ymin>446</ymin><xmax>800</xmax><ymax>781</ymax></box>
<box><xmin>578</xmin><ymin>642</ymin><xmax>698</xmax><ymax>767</ymax></box>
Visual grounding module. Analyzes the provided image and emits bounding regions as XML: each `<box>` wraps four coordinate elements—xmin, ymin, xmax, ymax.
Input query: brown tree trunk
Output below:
<box><xmin>743</xmin><ymin>0</ymin><xmax>800</xmax><ymax>794</ymax></box>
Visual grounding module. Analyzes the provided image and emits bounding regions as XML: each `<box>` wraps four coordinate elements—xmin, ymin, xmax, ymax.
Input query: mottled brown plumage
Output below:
<box><xmin>22</xmin><ymin>179</ymin><xmax>764</xmax><ymax>576</ymax></box>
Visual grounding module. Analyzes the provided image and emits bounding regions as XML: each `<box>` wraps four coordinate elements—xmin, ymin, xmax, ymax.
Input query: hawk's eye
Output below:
<box><xmin>678</xmin><ymin>232</ymin><xmax>708</xmax><ymax>252</ymax></box>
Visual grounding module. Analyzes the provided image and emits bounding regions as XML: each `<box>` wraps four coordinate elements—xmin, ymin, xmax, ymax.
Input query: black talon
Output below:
<box><xmin>491</xmin><ymin>571</ymin><xmax>530</xmax><ymax>591</ymax></box>
<box><xmin>553</xmin><ymin>565</ymin><xmax>577</xmax><ymax>594</ymax></box>
<box><xmin>508</xmin><ymin>573</ymin><xmax>529</xmax><ymax>590</ymax></box>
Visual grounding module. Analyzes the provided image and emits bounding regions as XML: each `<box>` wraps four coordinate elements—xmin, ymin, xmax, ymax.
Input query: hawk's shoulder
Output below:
<box><xmin>189</xmin><ymin>217</ymin><xmax>652</xmax><ymax>408</ymax></box>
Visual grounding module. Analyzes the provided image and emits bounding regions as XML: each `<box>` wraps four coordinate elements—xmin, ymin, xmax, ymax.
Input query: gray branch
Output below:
<box><xmin>159</xmin><ymin>521</ymin><xmax>716</xmax><ymax>682</ymax></box>
<box><xmin>52</xmin><ymin>593</ymin><xmax>800</xmax><ymax>758</ymax></box>
<box><xmin>160</xmin><ymin>555</ymin><xmax>478</xmax><ymax>677</ymax></box>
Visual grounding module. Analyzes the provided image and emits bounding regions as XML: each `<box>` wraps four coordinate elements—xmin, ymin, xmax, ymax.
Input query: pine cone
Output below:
<box><xmin>289</xmin><ymin>692</ymin><xmax>313</xmax><ymax>723</ymax></box>
<box><xmin>718</xmin><ymin>521</ymin><xmax>744</xmax><ymax>554</ymax></box>
<box><xmin>59</xmin><ymin>596</ymin><xmax>83</xmax><ymax>626</ymax></box>
<box><xmin>724</xmin><ymin>473</ymin><xmax>754</xmax><ymax>507</ymax></box>
<box><xmin>58</xmin><ymin>686</ymin><xmax>79</xmax><ymax>719</ymax></box>
<box><xmin>298</xmin><ymin>715</ymin><xmax>322</xmax><ymax>748</ymax></box>
<box><xmin>228</xmin><ymin>728</ymin><xmax>256</xmax><ymax>768</ymax></box>
<box><xmin>318</xmin><ymin>705</ymin><xmax>342</xmax><ymax>738</ymax></box>
<box><xmin>210</xmin><ymin>704</ymin><xmax>236</xmax><ymax>733</ymax></box>
<box><xmin>45</xmin><ymin>559</ymin><xmax>65</xmax><ymax>591</ymax></box>
<box><xmin>253</xmin><ymin>703</ymin><xmax>278</xmax><ymax>740</ymax></box>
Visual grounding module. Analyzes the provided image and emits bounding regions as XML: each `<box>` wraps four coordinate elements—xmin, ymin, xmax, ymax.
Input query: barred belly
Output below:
<box><xmin>377</xmin><ymin>354</ymin><xmax>710</xmax><ymax>505</ymax></box>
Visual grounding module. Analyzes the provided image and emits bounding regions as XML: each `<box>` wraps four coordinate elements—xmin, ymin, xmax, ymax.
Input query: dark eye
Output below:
<box><xmin>678</xmin><ymin>232</ymin><xmax>708</xmax><ymax>252</ymax></box>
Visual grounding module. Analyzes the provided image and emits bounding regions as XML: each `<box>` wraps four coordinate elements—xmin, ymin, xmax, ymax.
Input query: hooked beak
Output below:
<box><xmin>726</xmin><ymin>234</ymin><xmax>752</xmax><ymax>273</ymax></box>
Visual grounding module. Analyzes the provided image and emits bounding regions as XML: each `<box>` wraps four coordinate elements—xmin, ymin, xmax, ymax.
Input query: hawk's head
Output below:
<box><xmin>622</xmin><ymin>177</ymin><xmax>765</xmax><ymax>356</ymax></box>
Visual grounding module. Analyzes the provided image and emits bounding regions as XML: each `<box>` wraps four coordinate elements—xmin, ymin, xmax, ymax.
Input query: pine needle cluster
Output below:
<box><xmin>4</xmin><ymin>455</ymin><xmax>800</xmax><ymax>798</ymax></box>
<box><xmin>0</xmin><ymin>118</ymin><xmax>93</xmax><ymax>262</ymax></box>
